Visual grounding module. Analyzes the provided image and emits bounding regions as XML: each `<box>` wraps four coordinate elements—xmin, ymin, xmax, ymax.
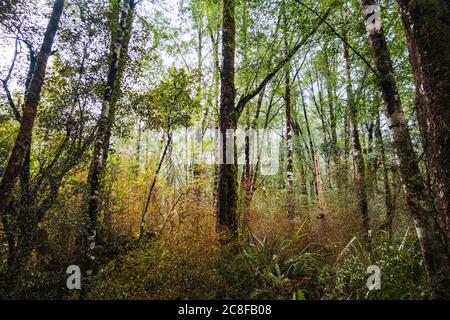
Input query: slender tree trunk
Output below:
<box><xmin>209</xmin><ymin>29</ymin><xmax>220</xmax><ymax>207</ymax></box>
<box><xmin>85</xmin><ymin>0</ymin><xmax>134</xmax><ymax>275</ymax></box>
<box><xmin>298</xmin><ymin>150</ymin><xmax>307</xmax><ymax>196</ymax></box>
<box><xmin>197</xmin><ymin>26</ymin><xmax>203</xmax><ymax>98</ymax></box>
<box><xmin>251</xmin><ymin>88</ymin><xmax>274</xmax><ymax>196</ymax></box>
<box><xmin>217</xmin><ymin>0</ymin><xmax>238</xmax><ymax>243</ymax></box>
<box><xmin>300</xmin><ymin>87</ymin><xmax>318</xmax><ymax>196</ymax></box>
<box><xmin>344</xmin><ymin>40</ymin><xmax>371</xmax><ymax>248</ymax></box>
<box><xmin>342</xmin><ymin>109</ymin><xmax>350</xmax><ymax>188</ymax></box>
<box><xmin>248</xmin><ymin>87</ymin><xmax>264</xmax><ymax>199</ymax></box>
<box><xmin>360</xmin><ymin>0</ymin><xmax>450</xmax><ymax>298</ymax></box>
<box><xmin>325</xmin><ymin>48</ymin><xmax>338</xmax><ymax>154</ymax></box>
<box><xmin>134</xmin><ymin>119</ymin><xmax>142</xmax><ymax>176</ymax></box>
<box><xmin>366</xmin><ymin>120</ymin><xmax>375</xmax><ymax>195</ymax></box>
<box><xmin>192</xmin><ymin>25</ymin><xmax>203</xmax><ymax>178</ymax></box>
<box><xmin>291</xmin><ymin>119</ymin><xmax>308</xmax><ymax>196</ymax></box>
<box><xmin>313</xmin><ymin>79</ymin><xmax>333</xmax><ymax>190</ymax></box>
<box><xmin>102</xmin><ymin>0</ymin><xmax>136</xmax><ymax>166</ymax></box>
<box><xmin>139</xmin><ymin>133</ymin><xmax>171</xmax><ymax>240</ymax></box>
<box><xmin>397</xmin><ymin>0</ymin><xmax>450</xmax><ymax>242</ymax></box>
<box><xmin>326</xmin><ymin>64</ymin><xmax>337</xmax><ymax>190</ymax></box>
<box><xmin>375</xmin><ymin>115</ymin><xmax>394</xmax><ymax>237</ymax></box>
<box><xmin>3</xmin><ymin>29</ymin><xmax>58</xmax><ymax>297</ymax></box>
<box><xmin>284</xmin><ymin>23</ymin><xmax>294</xmax><ymax>219</ymax></box>
<box><xmin>314</xmin><ymin>149</ymin><xmax>324</xmax><ymax>211</ymax></box>
<box><xmin>0</xmin><ymin>0</ymin><xmax>64</xmax><ymax>219</ymax></box>
<box><xmin>240</xmin><ymin>105</ymin><xmax>251</xmax><ymax>233</ymax></box>
<box><xmin>240</xmin><ymin>2</ymin><xmax>252</xmax><ymax>232</ymax></box>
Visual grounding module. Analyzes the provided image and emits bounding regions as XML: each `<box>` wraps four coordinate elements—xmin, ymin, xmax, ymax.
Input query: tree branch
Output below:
<box><xmin>235</xmin><ymin>0</ymin><xmax>338</xmax><ymax>117</ymax></box>
<box><xmin>294</xmin><ymin>0</ymin><xmax>377</xmax><ymax>74</ymax></box>
<box><xmin>1</xmin><ymin>38</ymin><xmax>21</xmax><ymax>122</ymax></box>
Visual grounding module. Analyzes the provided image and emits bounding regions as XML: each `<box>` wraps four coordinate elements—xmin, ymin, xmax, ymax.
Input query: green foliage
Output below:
<box><xmin>88</xmin><ymin>239</ymin><xmax>237</xmax><ymax>299</ymax></box>
<box><xmin>241</xmin><ymin>223</ymin><xmax>323</xmax><ymax>299</ymax></box>
<box><xmin>130</xmin><ymin>67</ymin><xmax>201</xmax><ymax>131</ymax></box>
<box><xmin>322</xmin><ymin>233</ymin><xmax>430</xmax><ymax>300</ymax></box>
<box><xmin>0</xmin><ymin>0</ymin><xmax>442</xmax><ymax>301</ymax></box>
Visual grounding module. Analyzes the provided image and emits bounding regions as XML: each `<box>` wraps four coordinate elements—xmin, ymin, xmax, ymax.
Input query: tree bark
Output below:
<box><xmin>209</xmin><ymin>28</ymin><xmax>220</xmax><ymax>208</ymax></box>
<box><xmin>240</xmin><ymin>105</ymin><xmax>251</xmax><ymax>230</ymax></box>
<box><xmin>299</xmin><ymin>86</ymin><xmax>318</xmax><ymax>196</ymax></box>
<box><xmin>217</xmin><ymin>0</ymin><xmax>238</xmax><ymax>243</ymax></box>
<box><xmin>139</xmin><ymin>133</ymin><xmax>172</xmax><ymax>240</ymax></box>
<box><xmin>284</xmin><ymin>19</ymin><xmax>294</xmax><ymax>219</ymax></box>
<box><xmin>375</xmin><ymin>114</ymin><xmax>395</xmax><ymax>237</ymax></box>
<box><xmin>102</xmin><ymin>0</ymin><xmax>136</xmax><ymax>166</ymax></box>
<box><xmin>360</xmin><ymin>0</ymin><xmax>450</xmax><ymax>298</ymax></box>
<box><xmin>85</xmin><ymin>0</ymin><xmax>134</xmax><ymax>275</ymax></box>
<box><xmin>344</xmin><ymin>40</ymin><xmax>371</xmax><ymax>248</ymax></box>
<box><xmin>397</xmin><ymin>0</ymin><xmax>450</xmax><ymax>246</ymax></box>
<box><xmin>0</xmin><ymin>0</ymin><xmax>65</xmax><ymax>219</ymax></box>
<box><xmin>291</xmin><ymin>118</ymin><xmax>308</xmax><ymax>196</ymax></box>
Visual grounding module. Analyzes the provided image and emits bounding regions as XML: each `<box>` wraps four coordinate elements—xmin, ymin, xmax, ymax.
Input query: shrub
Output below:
<box><xmin>322</xmin><ymin>231</ymin><xmax>430</xmax><ymax>300</ymax></box>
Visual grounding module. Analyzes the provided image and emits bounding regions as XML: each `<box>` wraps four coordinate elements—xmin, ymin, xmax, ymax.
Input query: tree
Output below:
<box><xmin>374</xmin><ymin>113</ymin><xmax>395</xmax><ymax>237</ymax></box>
<box><xmin>216</xmin><ymin>0</ymin><xmax>337</xmax><ymax>243</ymax></box>
<box><xmin>283</xmin><ymin>9</ymin><xmax>294</xmax><ymax>219</ymax></box>
<box><xmin>343</xmin><ymin>39</ymin><xmax>370</xmax><ymax>248</ymax></box>
<box><xmin>84</xmin><ymin>0</ymin><xmax>136</xmax><ymax>276</ymax></box>
<box><xmin>359</xmin><ymin>0</ymin><xmax>450</xmax><ymax>298</ymax></box>
<box><xmin>0</xmin><ymin>0</ymin><xmax>65</xmax><ymax>221</ymax></box>
<box><xmin>216</xmin><ymin>0</ymin><xmax>238</xmax><ymax>242</ymax></box>
<box><xmin>397</xmin><ymin>0</ymin><xmax>450</xmax><ymax>250</ymax></box>
<box><xmin>135</xmin><ymin>67</ymin><xmax>200</xmax><ymax>239</ymax></box>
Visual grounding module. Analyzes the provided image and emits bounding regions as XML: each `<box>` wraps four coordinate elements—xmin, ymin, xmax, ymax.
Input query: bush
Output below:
<box><xmin>240</xmin><ymin>223</ymin><xmax>324</xmax><ymax>300</ymax></box>
<box><xmin>322</xmin><ymin>231</ymin><xmax>430</xmax><ymax>300</ymax></box>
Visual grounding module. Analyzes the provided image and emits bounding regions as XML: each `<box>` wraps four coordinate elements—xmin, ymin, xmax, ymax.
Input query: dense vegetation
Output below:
<box><xmin>0</xmin><ymin>0</ymin><xmax>448</xmax><ymax>300</ymax></box>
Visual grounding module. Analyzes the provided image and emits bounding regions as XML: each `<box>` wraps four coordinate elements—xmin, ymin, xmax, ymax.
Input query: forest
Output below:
<box><xmin>0</xmin><ymin>0</ymin><xmax>449</xmax><ymax>300</ymax></box>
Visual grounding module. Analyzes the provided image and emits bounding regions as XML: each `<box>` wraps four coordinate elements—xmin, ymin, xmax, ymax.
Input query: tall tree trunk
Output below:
<box><xmin>210</xmin><ymin>29</ymin><xmax>220</xmax><ymax>208</ymax></box>
<box><xmin>11</xmin><ymin>53</ymin><xmax>37</xmax><ymax>278</ymax></box>
<box><xmin>0</xmin><ymin>0</ymin><xmax>64</xmax><ymax>219</ymax></box>
<box><xmin>397</xmin><ymin>0</ymin><xmax>450</xmax><ymax>243</ymax></box>
<box><xmin>312</xmin><ymin>76</ymin><xmax>333</xmax><ymax>190</ymax></box>
<box><xmin>325</xmin><ymin>49</ymin><xmax>338</xmax><ymax>190</ymax></box>
<box><xmin>240</xmin><ymin>1</ymin><xmax>252</xmax><ymax>233</ymax></box>
<box><xmin>325</xmin><ymin>47</ymin><xmax>338</xmax><ymax>153</ymax></box>
<box><xmin>375</xmin><ymin>115</ymin><xmax>394</xmax><ymax>237</ymax></box>
<box><xmin>1</xmin><ymin>11</ymin><xmax>63</xmax><ymax>294</ymax></box>
<box><xmin>85</xmin><ymin>0</ymin><xmax>134</xmax><ymax>275</ymax></box>
<box><xmin>101</xmin><ymin>0</ymin><xmax>136</xmax><ymax>166</ymax></box>
<box><xmin>251</xmin><ymin>88</ymin><xmax>274</xmax><ymax>197</ymax></box>
<box><xmin>284</xmin><ymin>20</ymin><xmax>294</xmax><ymax>219</ymax></box>
<box><xmin>139</xmin><ymin>133</ymin><xmax>171</xmax><ymax>240</ymax></box>
<box><xmin>291</xmin><ymin>119</ymin><xmax>308</xmax><ymax>196</ymax></box>
<box><xmin>299</xmin><ymin>86</ymin><xmax>318</xmax><ymax>196</ymax></box>
<box><xmin>298</xmin><ymin>149</ymin><xmax>307</xmax><ymax>196</ymax></box>
<box><xmin>344</xmin><ymin>40</ymin><xmax>371</xmax><ymax>248</ymax></box>
<box><xmin>192</xmin><ymin>24</ymin><xmax>203</xmax><ymax>178</ymax></box>
<box><xmin>360</xmin><ymin>0</ymin><xmax>450</xmax><ymax>298</ymax></box>
<box><xmin>366</xmin><ymin>120</ymin><xmax>375</xmax><ymax>195</ymax></box>
<box><xmin>217</xmin><ymin>0</ymin><xmax>238</xmax><ymax>243</ymax></box>
<box><xmin>134</xmin><ymin>119</ymin><xmax>142</xmax><ymax>176</ymax></box>
<box><xmin>240</xmin><ymin>105</ymin><xmax>252</xmax><ymax>233</ymax></box>
<box><xmin>342</xmin><ymin>108</ymin><xmax>350</xmax><ymax>189</ymax></box>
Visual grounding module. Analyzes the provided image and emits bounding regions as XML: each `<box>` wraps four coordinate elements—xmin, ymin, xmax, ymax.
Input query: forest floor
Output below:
<box><xmin>63</xmin><ymin>185</ymin><xmax>428</xmax><ymax>300</ymax></box>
